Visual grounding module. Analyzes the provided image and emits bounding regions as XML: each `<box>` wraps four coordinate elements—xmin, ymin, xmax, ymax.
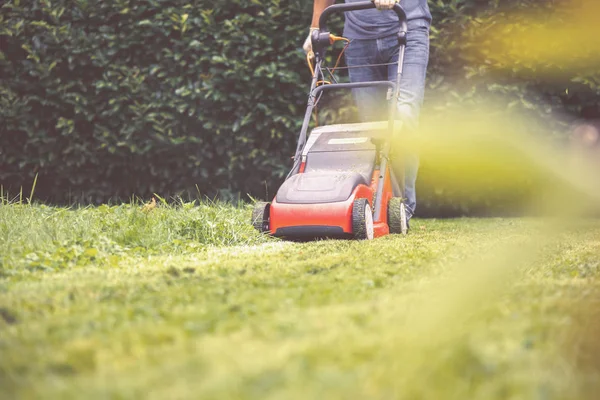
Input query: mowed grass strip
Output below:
<box><xmin>1</xmin><ymin>203</ymin><xmax>599</xmax><ymax>399</ymax></box>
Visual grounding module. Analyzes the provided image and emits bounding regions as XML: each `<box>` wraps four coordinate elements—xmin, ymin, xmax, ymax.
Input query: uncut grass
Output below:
<box><xmin>0</xmin><ymin>200</ymin><xmax>269</xmax><ymax>278</ymax></box>
<box><xmin>2</xmin><ymin>214</ymin><xmax>600</xmax><ymax>399</ymax></box>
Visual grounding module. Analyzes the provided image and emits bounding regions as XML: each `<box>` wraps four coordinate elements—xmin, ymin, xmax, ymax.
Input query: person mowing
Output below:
<box><xmin>304</xmin><ymin>0</ymin><xmax>431</xmax><ymax>227</ymax></box>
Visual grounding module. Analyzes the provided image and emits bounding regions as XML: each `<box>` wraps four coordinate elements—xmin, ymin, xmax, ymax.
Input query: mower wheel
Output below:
<box><xmin>352</xmin><ymin>198</ymin><xmax>374</xmax><ymax>240</ymax></box>
<box><xmin>388</xmin><ymin>197</ymin><xmax>408</xmax><ymax>235</ymax></box>
<box><xmin>251</xmin><ymin>202</ymin><xmax>271</xmax><ymax>233</ymax></box>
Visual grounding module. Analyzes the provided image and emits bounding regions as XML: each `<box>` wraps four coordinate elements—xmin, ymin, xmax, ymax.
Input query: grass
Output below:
<box><xmin>1</xmin><ymin>201</ymin><xmax>599</xmax><ymax>399</ymax></box>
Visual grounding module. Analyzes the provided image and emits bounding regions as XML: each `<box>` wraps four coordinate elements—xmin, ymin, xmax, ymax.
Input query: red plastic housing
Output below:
<box><xmin>269</xmin><ymin>168</ymin><xmax>393</xmax><ymax>238</ymax></box>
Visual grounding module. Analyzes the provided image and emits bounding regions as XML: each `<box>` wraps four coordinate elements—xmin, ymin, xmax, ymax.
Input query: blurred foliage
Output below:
<box><xmin>425</xmin><ymin>0</ymin><xmax>599</xmax><ymax>119</ymax></box>
<box><xmin>416</xmin><ymin>0</ymin><xmax>600</xmax><ymax>215</ymax></box>
<box><xmin>0</xmin><ymin>0</ymin><xmax>598</xmax><ymax>215</ymax></box>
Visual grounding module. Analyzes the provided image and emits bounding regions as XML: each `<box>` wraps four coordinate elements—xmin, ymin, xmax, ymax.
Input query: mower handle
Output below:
<box><xmin>312</xmin><ymin>2</ymin><xmax>408</xmax><ymax>57</ymax></box>
<box><xmin>318</xmin><ymin>1</ymin><xmax>408</xmax><ymax>35</ymax></box>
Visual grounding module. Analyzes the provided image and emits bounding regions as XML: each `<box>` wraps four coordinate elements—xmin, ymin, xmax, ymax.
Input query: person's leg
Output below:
<box><xmin>344</xmin><ymin>38</ymin><xmax>388</xmax><ymax>122</ymax></box>
<box><xmin>384</xmin><ymin>27</ymin><xmax>430</xmax><ymax>218</ymax></box>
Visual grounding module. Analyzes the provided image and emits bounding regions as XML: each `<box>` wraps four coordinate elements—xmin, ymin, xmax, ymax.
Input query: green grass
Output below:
<box><xmin>1</xmin><ymin>202</ymin><xmax>599</xmax><ymax>399</ymax></box>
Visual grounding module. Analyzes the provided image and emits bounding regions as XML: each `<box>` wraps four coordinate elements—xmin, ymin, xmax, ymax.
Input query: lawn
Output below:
<box><xmin>1</xmin><ymin>202</ymin><xmax>599</xmax><ymax>399</ymax></box>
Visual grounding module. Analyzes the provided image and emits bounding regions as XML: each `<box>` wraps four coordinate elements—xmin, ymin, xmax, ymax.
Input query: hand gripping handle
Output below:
<box><xmin>318</xmin><ymin>1</ymin><xmax>408</xmax><ymax>43</ymax></box>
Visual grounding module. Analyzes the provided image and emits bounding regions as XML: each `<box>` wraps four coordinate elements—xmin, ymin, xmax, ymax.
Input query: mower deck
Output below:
<box><xmin>269</xmin><ymin>122</ymin><xmax>394</xmax><ymax>239</ymax></box>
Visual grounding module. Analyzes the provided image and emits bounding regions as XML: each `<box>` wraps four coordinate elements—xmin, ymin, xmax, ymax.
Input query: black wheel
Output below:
<box><xmin>352</xmin><ymin>198</ymin><xmax>374</xmax><ymax>240</ymax></box>
<box><xmin>388</xmin><ymin>197</ymin><xmax>408</xmax><ymax>235</ymax></box>
<box><xmin>251</xmin><ymin>202</ymin><xmax>270</xmax><ymax>233</ymax></box>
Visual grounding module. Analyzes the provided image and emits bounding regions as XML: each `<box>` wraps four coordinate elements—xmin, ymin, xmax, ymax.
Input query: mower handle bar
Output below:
<box><xmin>294</xmin><ymin>2</ymin><xmax>408</xmax><ymax>220</ymax></box>
<box><xmin>318</xmin><ymin>1</ymin><xmax>408</xmax><ymax>34</ymax></box>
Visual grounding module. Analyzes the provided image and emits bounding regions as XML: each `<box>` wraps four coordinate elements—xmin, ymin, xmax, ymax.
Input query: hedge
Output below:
<box><xmin>1</xmin><ymin>0</ymin><xmax>310</xmax><ymax>203</ymax></box>
<box><xmin>1</xmin><ymin>0</ymin><xmax>598</xmax><ymax>215</ymax></box>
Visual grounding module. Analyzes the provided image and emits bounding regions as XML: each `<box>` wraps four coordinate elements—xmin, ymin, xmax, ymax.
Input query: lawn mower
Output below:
<box><xmin>252</xmin><ymin>1</ymin><xmax>409</xmax><ymax>240</ymax></box>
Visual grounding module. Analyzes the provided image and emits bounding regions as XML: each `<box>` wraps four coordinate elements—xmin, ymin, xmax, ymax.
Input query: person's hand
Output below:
<box><xmin>303</xmin><ymin>28</ymin><xmax>319</xmax><ymax>56</ymax></box>
<box><xmin>373</xmin><ymin>0</ymin><xmax>398</xmax><ymax>10</ymax></box>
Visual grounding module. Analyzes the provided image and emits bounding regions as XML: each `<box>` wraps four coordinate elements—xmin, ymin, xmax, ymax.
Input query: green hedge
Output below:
<box><xmin>1</xmin><ymin>0</ymin><xmax>598</xmax><ymax>215</ymax></box>
<box><xmin>1</xmin><ymin>0</ymin><xmax>310</xmax><ymax>203</ymax></box>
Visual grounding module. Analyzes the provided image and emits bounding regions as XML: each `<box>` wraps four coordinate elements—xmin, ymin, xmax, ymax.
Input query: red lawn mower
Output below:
<box><xmin>252</xmin><ymin>1</ymin><xmax>409</xmax><ymax>240</ymax></box>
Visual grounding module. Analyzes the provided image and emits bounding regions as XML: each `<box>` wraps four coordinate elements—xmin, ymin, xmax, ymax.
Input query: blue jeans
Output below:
<box><xmin>344</xmin><ymin>27</ymin><xmax>430</xmax><ymax>218</ymax></box>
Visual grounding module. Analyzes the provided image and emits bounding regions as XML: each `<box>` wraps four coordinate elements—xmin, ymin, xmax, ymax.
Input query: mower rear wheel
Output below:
<box><xmin>251</xmin><ymin>202</ymin><xmax>271</xmax><ymax>233</ymax></box>
<box><xmin>352</xmin><ymin>198</ymin><xmax>374</xmax><ymax>240</ymax></box>
<box><xmin>388</xmin><ymin>197</ymin><xmax>408</xmax><ymax>235</ymax></box>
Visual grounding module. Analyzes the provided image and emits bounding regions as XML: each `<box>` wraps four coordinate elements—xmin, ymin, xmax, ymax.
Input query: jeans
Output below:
<box><xmin>344</xmin><ymin>27</ymin><xmax>430</xmax><ymax>218</ymax></box>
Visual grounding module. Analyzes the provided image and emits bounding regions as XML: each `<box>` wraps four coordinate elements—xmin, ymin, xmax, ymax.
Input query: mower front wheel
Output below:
<box><xmin>252</xmin><ymin>202</ymin><xmax>271</xmax><ymax>234</ymax></box>
<box><xmin>352</xmin><ymin>198</ymin><xmax>374</xmax><ymax>240</ymax></box>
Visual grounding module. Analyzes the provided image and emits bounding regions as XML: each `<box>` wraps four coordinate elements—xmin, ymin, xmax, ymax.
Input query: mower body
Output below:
<box><xmin>268</xmin><ymin>122</ymin><xmax>394</xmax><ymax>239</ymax></box>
